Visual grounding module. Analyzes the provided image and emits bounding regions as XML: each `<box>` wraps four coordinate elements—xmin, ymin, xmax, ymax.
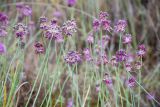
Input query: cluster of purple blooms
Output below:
<box><xmin>64</xmin><ymin>11</ymin><xmax>146</xmax><ymax>89</ymax></box>
<box><xmin>0</xmin><ymin>7</ymin><xmax>149</xmax><ymax>100</ymax></box>
<box><xmin>40</xmin><ymin>16</ymin><xmax>77</xmax><ymax>43</ymax></box>
<box><xmin>16</xmin><ymin>3</ymin><xmax>32</xmax><ymax>21</ymax></box>
<box><xmin>0</xmin><ymin>12</ymin><xmax>9</xmax><ymax>54</ymax></box>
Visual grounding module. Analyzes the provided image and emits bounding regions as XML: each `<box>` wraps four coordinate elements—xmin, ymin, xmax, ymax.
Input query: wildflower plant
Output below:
<box><xmin>0</xmin><ymin>1</ymin><xmax>159</xmax><ymax>107</ymax></box>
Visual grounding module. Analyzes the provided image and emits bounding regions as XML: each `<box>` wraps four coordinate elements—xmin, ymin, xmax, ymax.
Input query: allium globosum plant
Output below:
<box><xmin>0</xmin><ymin>0</ymin><xmax>160</xmax><ymax>107</ymax></box>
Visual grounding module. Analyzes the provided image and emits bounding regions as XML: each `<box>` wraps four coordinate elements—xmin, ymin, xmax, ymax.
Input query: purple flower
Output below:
<box><xmin>13</xmin><ymin>23</ymin><xmax>28</xmax><ymax>40</ymax></box>
<box><xmin>62</xmin><ymin>20</ymin><xmax>77</xmax><ymax>36</ymax></box>
<box><xmin>98</xmin><ymin>11</ymin><xmax>109</xmax><ymax>21</ymax></box>
<box><xmin>114</xmin><ymin>19</ymin><xmax>127</xmax><ymax>32</ymax></box>
<box><xmin>40</xmin><ymin>16</ymin><xmax>48</xmax><ymax>23</ymax></box>
<box><xmin>103</xmin><ymin>73</ymin><xmax>112</xmax><ymax>85</ymax></box>
<box><xmin>122</xmin><ymin>34</ymin><xmax>132</xmax><ymax>44</ymax></box>
<box><xmin>67</xmin><ymin>98</ymin><xmax>73</xmax><ymax>107</ymax></box>
<box><xmin>87</xmin><ymin>35</ymin><xmax>94</xmax><ymax>44</ymax></box>
<box><xmin>116</xmin><ymin>49</ymin><xmax>127</xmax><ymax>62</ymax></box>
<box><xmin>53</xmin><ymin>11</ymin><xmax>62</xmax><ymax>18</ymax></box>
<box><xmin>126</xmin><ymin>76</ymin><xmax>136</xmax><ymax>88</ymax></box>
<box><xmin>0</xmin><ymin>12</ymin><xmax>9</xmax><ymax>26</ymax></box>
<box><xmin>64</xmin><ymin>51</ymin><xmax>81</xmax><ymax>65</ymax></box>
<box><xmin>44</xmin><ymin>24</ymin><xmax>63</xmax><ymax>42</ymax></box>
<box><xmin>16</xmin><ymin>3</ymin><xmax>32</xmax><ymax>16</ymax></box>
<box><xmin>137</xmin><ymin>44</ymin><xmax>146</xmax><ymax>57</ymax></box>
<box><xmin>39</xmin><ymin>16</ymin><xmax>48</xmax><ymax>30</ymax></box>
<box><xmin>0</xmin><ymin>43</ymin><xmax>6</xmax><ymax>54</ymax></box>
<box><xmin>0</xmin><ymin>28</ymin><xmax>7</xmax><ymax>37</ymax></box>
<box><xmin>83</xmin><ymin>48</ymin><xmax>92</xmax><ymax>62</ymax></box>
<box><xmin>101</xmin><ymin>19</ymin><xmax>112</xmax><ymax>32</ymax></box>
<box><xmin>66</xmin><ymin>0</ymin><xmax>77</xmax><ymax>7</ymax></box>
<box><xmin>93</xmin><ymin>19</ymin><xmax>100</xmax><ymax>32</ymax></box>
<box><xmin>125</xmin><ymin>63</ymin><xmax>132</xmax><ymax>71</ymax></box>
<box><xmin>34</xmin><ymin>42</ymin><xmax>45</xmax><ymax>54</ymax></box>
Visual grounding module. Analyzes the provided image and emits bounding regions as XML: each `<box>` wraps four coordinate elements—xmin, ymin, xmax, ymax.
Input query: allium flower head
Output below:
<box><xmin>66</xmin><ymin>0</ymin><xmax>77</xmax><ymax>7</ymax></box>
<box><xmin>39</xmin><ymin>16</ymin><xmax>48</xmax><ymax>30</ymax></box>
<box><xmin>13</xmin><ymin>23</ymin><xmax>28</xmax><ymax>40</ymax></box>
<box><xmin>101</xmin><ymin>19</ymin><xmax>112</xmax><ymax>31</ymax></box>
<box><xmin>126</xmin><ymin>76</ymin><xmax>136</xmax><ymax>88</ymax></box>
<box><xmin>62</xmin><ymin>20</ymin><xmax>77</xmax><ymax>36</ymax></box>
<box><xmin>16</xmin><ymin>3</ymin><xmax>32</xmax><ymax>16</ymax></box>
<box><xmin>45</xmin><ymin>24</ymin><xmax>63</xmax><ymax>42</ymax></box>
<box><xmin>83</xmin><ymin>48</ymin><xmax>92</xmax><ymax>62</ymax></box>
<box><xmin>64</xmin><ymin>51</ymin><xmax>81</xmax><ymax>65</ymax></box>
<box><xmin>99</xmin><ymin>11</ymin><xmax>109</xmax><ymax>21</ymax></box>
<box><xmin>0</xmin><ymin>43</ymin><xmax>6</xmax><ymax>54</ymax></box>
<box><xmin>50</xmin><ymin>18</ymin><xmax>58</xmax><ymax>25</ymax></box>
<box><xmin>93</xmin><ymin>19</ymin><xmax>100</xmax><ymax>32</ymax></box>
<box><xmin>40</xmin><ymin>16</ymin><xmax>48</xmax><ymax>23</ymax></box>
<box><xmin>125</xmin><ymin>63</ymin><xmax>132</xmax><ymax>71</ymax></box>
<box><xmin>122</xmin><ymin>34</ymin><xmax>132</xmax><ymax>44</ymax></box>
<box><xmin>114</xmin><ymin>19</ymin><xmax>127</xmax><ymax>32</ymax></box>
<box><xmin>116</xmin><ymin>49</ymin><xmax>127</xmax><ymax>62</ymax></box>
<box><xmin>34</xmin><ymin>42</ymin><xmax>45</xmax><ymax>54</ymax></box>
<box><xmin>87</xmin><ymin>35</ymin><xmax>94</xmax><ymax>44</ymax></box>
<box><xmin>103</xmin><ymin>73</ymin><xmax>112</xmax><ymax>85</ymax></box>
<box><xmin>0</xmin><ymin>28</ymin><xmax>7</xmax><ymax>37</ymax></box>
<box><xmin>137</xmin><ymin>44</ymin><xmax>146</xmax><ymax>57</ymax></box>
<box><xmin>0</xmin><ymin>12</ymin><xmax>9</xmax><ymax>26</ymax></box>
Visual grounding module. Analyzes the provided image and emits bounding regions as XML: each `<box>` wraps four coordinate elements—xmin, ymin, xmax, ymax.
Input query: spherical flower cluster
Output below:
<box><xmin>0</xmin><ymin>28</ymin><xmax>7</xmax><ymax>37</ymax></box>
<box><xmin>45</xmin><ymin>24</ymin><xmax>63</xmax><ymax>41</ymax></box>
<box><xmin>114</xmin><ymin>19</ymin><xmax>127</xmax><ymax>32</ymax></box>
<box><xmin>92</xmin><ymin>19</ymin><xmax>100</xmax><ymax>31</ymax></box>
<box><xmin>16</xmin><ymin>3</ymin><xmax>32</xmax><ymax>16</ymax></box>
<box><xmin>13</xmin><ymin>23</ymin><xmax>28</xmax><ymax>40</ymax></box>
<box><xmin>0</xmin><ymin>43</ymin><xmax>6</xmax><ymax>54</ymax></box>
<box><xmin>34</xmin><ymin>42</ymin><xmax>45</xmax><ymax>54</ymax></box>
<box><xmin>64</xmin><ymin>51</ymin><xmax>81</xmax><ymax>65</ymax></box>
<box><xmin>62</xmin><ymin>20</ymin><xmax>77</xmax><ymax>36</ymax></box>
<box><xmin>125</xmin><ymin>63</ymin><xmax>132</xmax><ymax>71</ymax></box>
<box><xmin>103</xmin><ymin>73</ymin><xmax>112</xmax><ymax>86</ymax></box>
<box><xmin>98</xmin><ymin>11</ymin><xmax>109</xmax><ymax>21</ymax></box>
<box><xmin>101</xmin><ymin>19</ymin><xmax>112</xmax><ymax>31</ymax></box>
<box><xmin>83</xmin><ymin>48</ymin><xmax>92</xmax><ymax>62</ymax></box>
<box><xmin>137</xmin><ymin>44</ymin><xmax>146</xmax><ymax>57</ymax></box>
<box><xmin>39</xmin><ymin>16</ymin><xmax>48</xmax><ymax>30</ymax></box>
<box><xmin>126</xmin><ymin>76</ymin><xmax>136</xmax><ymax>88</ymax></box>
<box><xmin>122</xmin><ymin>34</ymin><xmax>132</xmax><ymax>44</ymax></box>
<box><xmin>0</xmin><ymin>12</ymin><xmax>9</xmax><ymax>26</ymax></box>
<box><xmin>116</xmin><ymin>49</ymin><xmax>127</xmax><ymax>62</ymax></box>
